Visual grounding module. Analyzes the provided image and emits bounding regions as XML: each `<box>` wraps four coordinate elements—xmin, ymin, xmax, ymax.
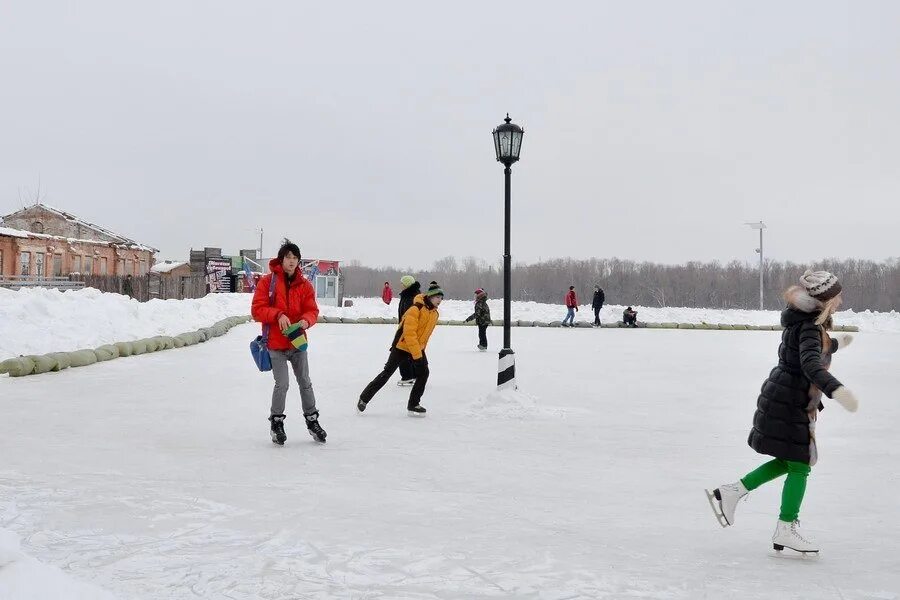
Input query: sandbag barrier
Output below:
<box><xmin>318</xmin><ymin>315</ymin><xmax>859</xmax><ymax>333</ymax></box>
<box><xmin>0</xmin><ymin>316</ymin><xmax>252</xmax><ymax>378</ymax></box>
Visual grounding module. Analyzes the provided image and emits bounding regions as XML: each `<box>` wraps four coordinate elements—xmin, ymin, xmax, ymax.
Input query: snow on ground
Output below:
<box><xmin>0</xmin><ymin>527</ymin><xmax>117</xmax><ymax>599</ymax></box>
<box><xmin>0</xmin><ymin>288</ymin><xmax>252</xmax><ymax>360</ymax></box>
<box><xmin>3</xmin><ymin>288</ymin><xmax>899</xmax><ymax>362</ymax></box>
<box><xmin>1</xmin><ymin>322</ymin><xmax>898</xmax><ymax>599</ymax></box>
<box><xmin>327</xmin><ymin>297</ymin><xmax>900</xmax><ymax>333</ymax></box>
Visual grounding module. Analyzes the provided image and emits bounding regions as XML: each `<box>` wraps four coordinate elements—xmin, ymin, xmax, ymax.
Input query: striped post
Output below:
<box><xmin>497</xmin><ymin>348</ymin><xmax>516</xmax><ymax>390</ymax></box>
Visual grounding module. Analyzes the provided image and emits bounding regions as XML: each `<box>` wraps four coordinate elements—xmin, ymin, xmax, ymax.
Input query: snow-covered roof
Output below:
<box><xmin>1</xmin><ymin>203</ymin><xmax>159</xmax><ymax>252</ymax></box>
<box><xmin>0</xmin><ymin>226</ymin><xmax>29</xmax><ymax>239</ymax></box>
<box><xmin>151</xmin><ymin>261</ymin><xmax>188</xmax><ymax>273</ymax></box>
<box><xmin>0</xmin><ymin>224</ymin><xmax>156</xmax><ymax>252</ymax></box>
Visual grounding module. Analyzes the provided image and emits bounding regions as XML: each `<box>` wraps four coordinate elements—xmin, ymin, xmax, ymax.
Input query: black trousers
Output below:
<box><xmin>398</xmin><ymin>356</ymin><xmax>416</xmax><ymax>381</ymax></box>
<box><xmin>593</xmin><ymin>307</ymin><xmax>602</xmax><ymax>325</ymax></box>
<box><xmin>360</xmin><ymin>348</ymin><xmax>429</xmax><ymax>409</ymax></box>
<box><xmin>478</xmin><ymin>324</ymin><xmax>488</xmax><ymax>348</ymax></box>
<box><xmin>624</xmin><ymin>315</ymin><xmax>637</xmax><ymax>327</ymax></box>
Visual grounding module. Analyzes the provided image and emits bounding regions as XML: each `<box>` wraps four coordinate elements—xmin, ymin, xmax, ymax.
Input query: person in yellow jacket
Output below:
<box><xmin>357</xmin><ymin>282</ymin><xmax>444</xmax><ymax>416</ymax></box>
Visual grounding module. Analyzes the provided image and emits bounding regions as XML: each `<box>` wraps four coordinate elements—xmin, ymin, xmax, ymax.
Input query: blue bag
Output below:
<box><xmin>250</xmin><ymin>274</ymin><xmax>277</xmax><ymax>372</ymax></box>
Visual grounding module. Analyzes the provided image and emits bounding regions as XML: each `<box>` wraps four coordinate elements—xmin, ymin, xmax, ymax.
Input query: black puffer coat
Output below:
<box><xmin>747</xmin><ymin>295</ymin><xmax>844</xmax><ymax>464</ymax></box>
<box><xmin>398</xmin><ymin>282</ymin><xmax>421</xmax><ymax>321</ymax></box>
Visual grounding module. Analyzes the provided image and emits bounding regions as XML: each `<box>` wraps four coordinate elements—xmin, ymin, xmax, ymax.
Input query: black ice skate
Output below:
<box><xmin>305</xmin><ymin>410</ymin><xmax>327</xmax><ymax>443</ymax></box>
<box><xmin>407</xmin><ymin>404</ymin><xmax>427</xmax><ymax>417</ymax></box>
<box><xmin>270</xmin><ymin>414</ymin><xmax>287</xmax><ymax>446</ymax></box>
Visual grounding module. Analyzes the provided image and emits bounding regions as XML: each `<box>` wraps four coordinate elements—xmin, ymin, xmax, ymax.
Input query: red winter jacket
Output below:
<box><xmin>382</xmin><ymin>284</ymin><xmax>393</xmax><ymax>305</ymax></box>
<box><xmin>251</xmin><ymin>259</ymin><xmax>320</xmax><ymax>351</ymax></box>
<box><xmin>565</xmin><ymin>290</ymin><xmax>578</xmax><ymax>308</ymax></box>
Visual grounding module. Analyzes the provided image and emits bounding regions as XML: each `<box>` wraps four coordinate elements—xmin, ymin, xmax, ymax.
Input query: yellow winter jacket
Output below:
<box><xmin>395</xmin><ymin>294</ymin><xmax>439</xmax><ymax>360</ymax></box>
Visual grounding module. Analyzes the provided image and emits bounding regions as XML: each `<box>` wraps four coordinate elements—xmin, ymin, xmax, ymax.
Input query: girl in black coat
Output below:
<box><xmin>707</xmin><ymin>270</ymin><xmax>859</xmax><ymax>554</ymax></box>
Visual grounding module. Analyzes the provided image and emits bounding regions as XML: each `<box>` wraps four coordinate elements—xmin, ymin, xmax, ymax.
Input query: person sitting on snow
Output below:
<box><xmin>623</xmin><ymin>307</ymin><xmax>638</xmax><ymax>328</ymax></box>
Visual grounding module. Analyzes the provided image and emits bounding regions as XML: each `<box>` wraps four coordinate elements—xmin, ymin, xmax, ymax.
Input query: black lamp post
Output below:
<box><xmin>492</xmin><ymin>114</ymin><xmax>524</xmax><ymax>390</ymax></box>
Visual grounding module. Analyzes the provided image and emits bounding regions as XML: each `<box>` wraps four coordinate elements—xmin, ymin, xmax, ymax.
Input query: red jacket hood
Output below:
<box><xmin>268</xmin><ymin>258</ymin><xmax>287</xmax><ymax>274</ymax></box>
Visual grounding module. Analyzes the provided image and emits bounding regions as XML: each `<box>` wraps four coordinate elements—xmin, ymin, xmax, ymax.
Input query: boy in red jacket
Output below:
<box><xmin>562</xmin><ymin>286</ymin><xmax>578</xmax><ymax>327</ymax></box>
<box><xmin>251</xmin><ymin>240</ymin><xmax>326</xmax><ymax>445</ymax></box>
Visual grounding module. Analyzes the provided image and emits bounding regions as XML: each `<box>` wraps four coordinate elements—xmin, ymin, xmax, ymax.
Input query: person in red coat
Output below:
<box><xmin>251</xmin><ymin>240</ymin><xmax>326</xmax><ymax>445</ymax></box>
<box><xmin>382</xmin><ymin>281</ymin><xmax>393</xmax><ymax>305</ymax></box>
<box><xmin>562</xmin><ymin>286</ymin><xmax>578</xmax><ymax>327</ymax></box>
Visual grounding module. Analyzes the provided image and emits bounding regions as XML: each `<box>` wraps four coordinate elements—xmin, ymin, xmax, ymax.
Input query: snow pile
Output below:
<box><xmin>0</xmin><ymin>527</ymin><xmax>117</xmax><ymax>599</ymax></box>
<box><xmin>466</xmin><ymin>388</ymin><xmax>566</xmax><ymax>419</ymax></box>
<box><xmin>0</xmin><ymin>287</ymin><xmax>251</xmax><ymax>360</ymax></box>
<box><xmin>2</xmin><ymin>288</ymin><xmax>898</xmax><ymax>362</ymax></box>
<box><xmin>323</xmin><ymin>297</ymin><xmax>900</xmax><ymax>333</ymax></box>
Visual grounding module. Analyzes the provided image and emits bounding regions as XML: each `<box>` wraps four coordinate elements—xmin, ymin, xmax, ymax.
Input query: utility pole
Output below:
<box><xmin>745</xmin><ymin>221</ymin><xmax>766</xmax><ymax>310</ymax></box>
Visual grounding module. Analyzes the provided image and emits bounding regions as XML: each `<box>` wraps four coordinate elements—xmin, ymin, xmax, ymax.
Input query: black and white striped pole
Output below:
<box><xmin>492</xmin><ymin>114</ymin><xmax>523</xmax><ymax>390</ymax></box>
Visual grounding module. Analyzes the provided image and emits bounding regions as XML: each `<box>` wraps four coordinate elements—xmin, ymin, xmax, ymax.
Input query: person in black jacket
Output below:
<box><xmin>706</xmin><ymin>270</ymin><xmax>859</xmax><ymax>554</ymax></box>
<box><xmin>396</xmin><ymin>275</ymin><xmax>421</xmax><ymax>385</ymax></box>
<box><xmin>591</xmin><ymin>285</ymin><xmax>605</xmax><ymax>327</ymax></box>
<box><xmin>464</xmin><ymin>288</ymin><xmax>491</xmax><ymax>350</ymax></box>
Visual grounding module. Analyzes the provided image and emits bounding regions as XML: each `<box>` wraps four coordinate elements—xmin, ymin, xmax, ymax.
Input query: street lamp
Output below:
<box><xmin>745</xmin><ymin>221</ymin><xmax>766</xmax><ymax>310</ymax></box>
<box><xmin>492</xmin><ymin>114</ymin><xmax>524</xmax><ymax>390</ymax></box>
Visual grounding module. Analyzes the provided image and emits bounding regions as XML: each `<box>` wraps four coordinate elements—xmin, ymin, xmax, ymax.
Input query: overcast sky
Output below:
<box><xmin>1</xmin><ymin>1</ymin><xmax>897</xmax><ymax>269</ymax></box>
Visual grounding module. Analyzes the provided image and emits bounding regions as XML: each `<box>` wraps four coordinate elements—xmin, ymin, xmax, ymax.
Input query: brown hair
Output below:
<box><xmin>817</xmin><ymin>296</ymin><xmax>841</xmax><ymax>352</ymax></box>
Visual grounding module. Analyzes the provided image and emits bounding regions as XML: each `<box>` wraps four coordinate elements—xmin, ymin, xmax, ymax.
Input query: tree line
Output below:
<box><xmin>340</xmin><ymin>256</ymin><xmax>900</xmax><ymax>312</ymax></box>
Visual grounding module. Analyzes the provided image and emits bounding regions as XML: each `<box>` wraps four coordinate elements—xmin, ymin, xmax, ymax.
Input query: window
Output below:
<box><xmin>84</xmin><ymin>255</ymin><xmax>93</xmax><ymax>275</ymax></box>
<box><xmin>139</xmin><ymin>260</ymin><xmax>147</xmax><ymax>275</ymax></box>
<box><xmin>32</xmin><ymin>221</ymin><xmax>44</xmax><ymax>234</ymax></box>
<box><xmin>53</xmin><ymin>254</ymin><xmax>63</xmax><ymax>276</ymax></box>
<box><xmin>73</xmin><ymin>255</ymin><xmax>82</xmax><ymax>273</ymax></box>
<box><xmin>100</xmin><ymin>257</ymin><xmax>108</xmax><ymax>275</ymax></box>
<box><xmin>118</xmin><ymin>258</ymin><xmax>125</xmax><ymax>274</ymax></box>
<box><xmin>35</xmin><ymin>252</ymin><xmax>45</xmax><ymax>277</ymax></box>
<box><xmin>19</xmin><ymin>251</ymin><xmax>31</xmax><ymax>276</ymax></box>
<box><xmin>316</xmin><ymin>275</ymin><xmax>338</xmax><ymax>298</ymax></box>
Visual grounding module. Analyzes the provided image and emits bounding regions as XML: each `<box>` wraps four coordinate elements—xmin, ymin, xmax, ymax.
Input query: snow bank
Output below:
<box><xmin>2</xmin><ymin>289</ymin><xmax>897</xmax><ymax>361</ymax></box>
<box><xmin>323</xmin><ymin>297</ymin><xmax>900</xmax><ymax>333</ymax></box>
<box><xmin>0</xmin><ymin>287</ymin><xmax>251</xmax><ymax>361</ymax></box>
<box><xmin>0</xmin><ymin>527</ymin><xmax>116</xmax><ymax>599</ymax></box>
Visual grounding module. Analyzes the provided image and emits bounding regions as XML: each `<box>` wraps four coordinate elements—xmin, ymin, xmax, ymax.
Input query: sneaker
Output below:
<box><xmin>269</xmin><ymin>414</ymin><xmax>286</xmax><ymax>445</ymax></box>
<box><xmin>407</xmin><ymin>404</ymin><xmax>427</xmax><ymax>417</ymax></box>
<box><xmin>772</xmin><ymin>519</ymin><xmax>818</xmax><ymax>554</ymax></box>
<box><xmin>304</xmin><ymin>410</ymin><xmax>327</xmax><ymax>443</ymax></box>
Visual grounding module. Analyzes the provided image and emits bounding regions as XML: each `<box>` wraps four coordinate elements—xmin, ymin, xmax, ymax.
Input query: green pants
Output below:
<box><xmin>741</xmin><ymin>459</ymin><xmax>811</xmax><ymax>522</ymax></box>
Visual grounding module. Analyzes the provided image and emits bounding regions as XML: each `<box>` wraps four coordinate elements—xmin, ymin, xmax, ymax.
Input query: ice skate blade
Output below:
<box><xmin>773</xmin><ymin>543</ymin><xmax>819</xmax><ymax>556</ymax></box>
<box><xmin>705</xmin><ymin>489</ymin><xmax>729</xmax><ymax>528</ymax></box>
<box><xmin>407</xmin><ymin>411</ymin><xmax>427</xmax><ymax>418</ymax></box>
<box><xmin>397</xmin><ymin>380</ymin><xmax>415</xmax><ymax>387</ymax></box>
<box><xmin>307</xmin><ymin>431</ymin><xmax>326</xmax><ymax>444</ymax></box>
